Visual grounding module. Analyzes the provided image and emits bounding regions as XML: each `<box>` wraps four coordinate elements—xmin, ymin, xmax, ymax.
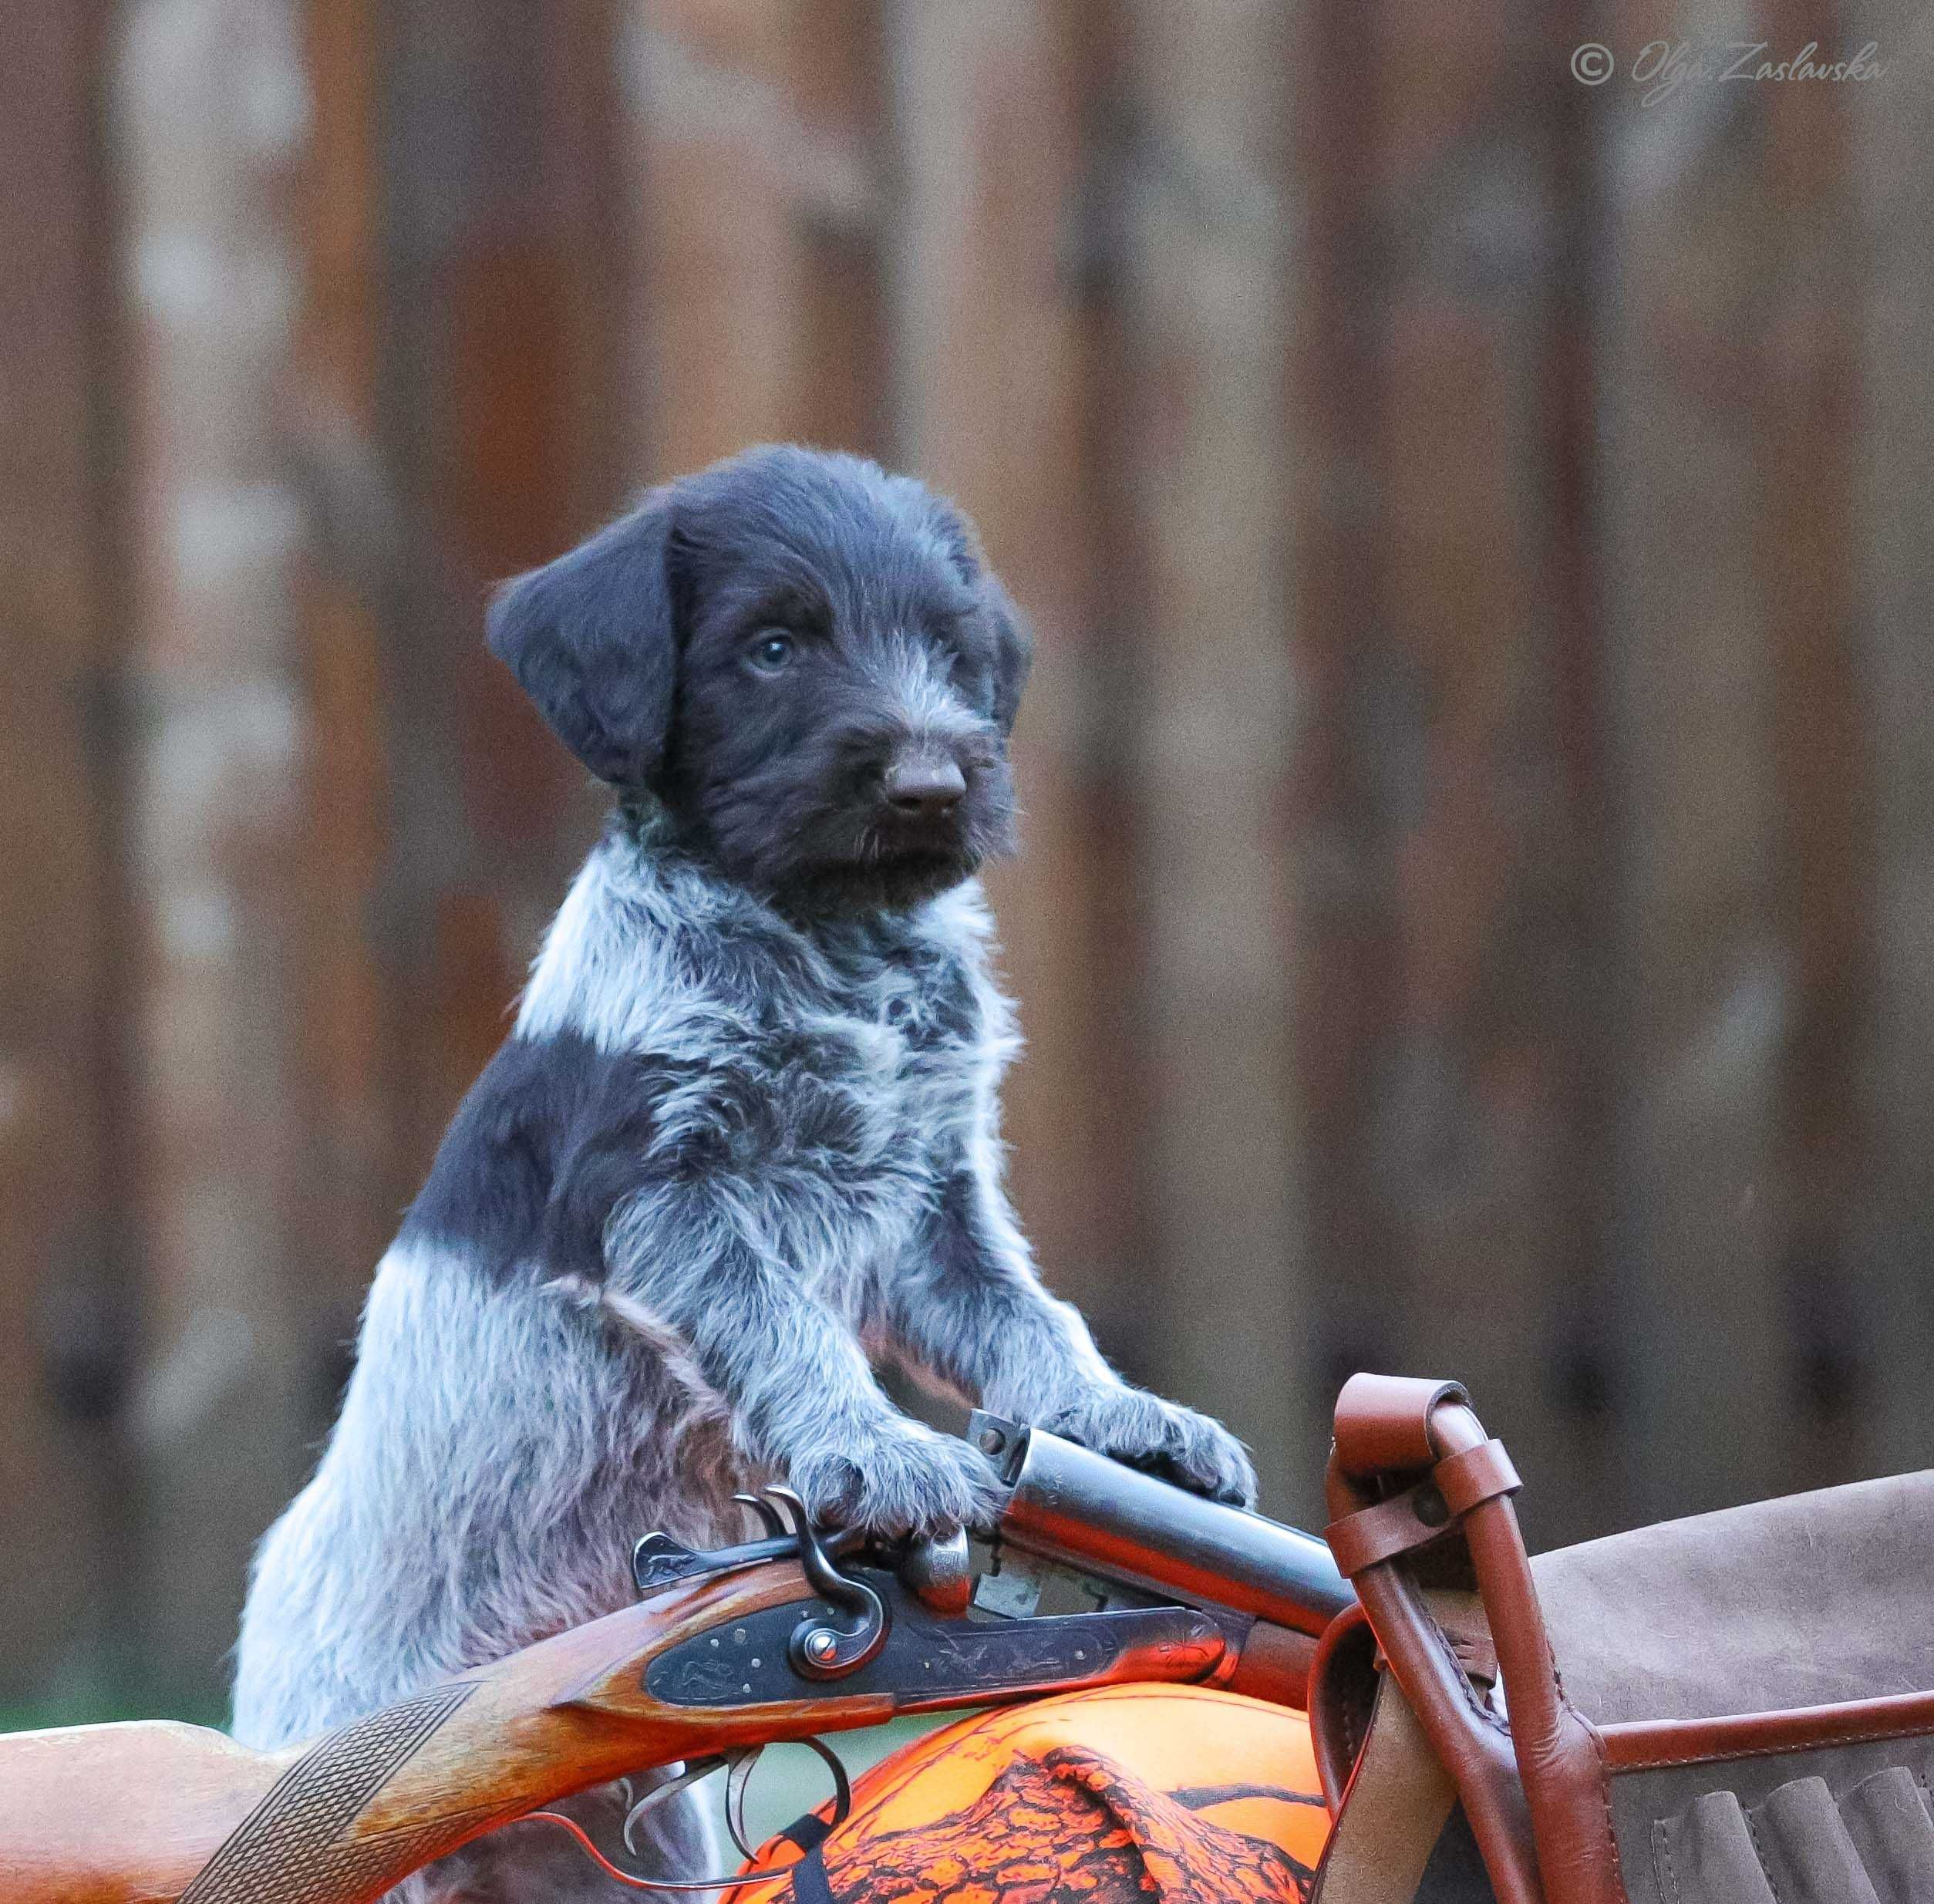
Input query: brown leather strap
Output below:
<box><xmin>1326</xmin><ymin>1441</ymin><xmax>1521</xmax><ymax>1577</ymax></box>
<box><xmin>1333</xmin><ymin>1373</ymin><xmax>1471</xmax><ymax>1478</ymax></box>
<box><xmin>1436</xmin><ymin>1439</ymin><xmax>1521</xmax><ymax>1517</ymax></box>
<box><xmin>1461</xmin><ymin>1488</ymin><xmax>1624</xmax><ymax>1904</ymax></box>
<box><xmin>1326</xmin><ymin>1481</ymin><xmax>1457</xmax><ymax>1575</ymax></box>
<box><xmin>1308</xmin><ymin>1604</ymin><xmax>1379</xmax><ymax>1812</ymax></box>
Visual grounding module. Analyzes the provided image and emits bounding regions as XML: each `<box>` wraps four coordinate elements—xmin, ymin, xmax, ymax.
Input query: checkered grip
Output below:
<box><xmin>180</xmin><ymin>1683</ymin><xmax>481</xmax><ymax>1904</ymax></box>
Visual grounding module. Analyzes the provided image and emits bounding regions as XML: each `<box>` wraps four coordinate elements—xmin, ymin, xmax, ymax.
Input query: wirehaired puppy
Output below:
<box><xmin>231</xmin><ymin>445</ymin><xmax>1256</xmax><ymax>1899</ymax></box>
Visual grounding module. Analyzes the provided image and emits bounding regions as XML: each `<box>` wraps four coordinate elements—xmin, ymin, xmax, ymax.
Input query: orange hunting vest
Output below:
<box><xmin>723</xmin><ymin>1683</ymin><xmax>1330</xmax><ymax>1904</ymax></box>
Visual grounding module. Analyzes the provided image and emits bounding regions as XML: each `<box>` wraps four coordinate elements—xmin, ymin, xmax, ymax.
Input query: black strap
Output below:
<box><xmin>780</xmin><ymin>1811</ymin><xmax>834</xmax><ymax>1855</ymax></box>
<box><xmin>787</xmin><ymin>1839</ymin><xmax>837</xmax><ymax>1904</ymax></box>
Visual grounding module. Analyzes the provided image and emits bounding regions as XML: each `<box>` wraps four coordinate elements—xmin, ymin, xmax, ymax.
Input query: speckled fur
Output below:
<box><xmin>231</xmin><ymin>449</ymin><xmax>1254</xmax><ymax>1902</ymax></box>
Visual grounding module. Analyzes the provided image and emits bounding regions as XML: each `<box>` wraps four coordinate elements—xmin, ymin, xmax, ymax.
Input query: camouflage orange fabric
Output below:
<box><xmin>723</xmin><ymin>1683</ymin><xmax>1330</xmax><ymax>1904</ymax></box>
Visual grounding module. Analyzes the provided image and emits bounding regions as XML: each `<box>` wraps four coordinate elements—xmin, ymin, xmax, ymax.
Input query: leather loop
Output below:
<box><xmin>1308</xmin><ymin>1602</ymin><xmax>1379</xmax><ymax>1812</ymax></box>
<box><xmin>1326</xmin><ymin>1481</ymin><xmax>1458</xmax><ymax>1577</ymax></box>
<box><xmin>1435</xmin><ymin>1440</ymin><xmax>1521</xmax><ymax>1518</ymax></box>
<box><xmin>1333</xmin><ymin>1374</ymin><xmax>1471</xmax><ymax>1478</ymax></box>
<box><xmin>1326</xmin><ymin>1443</ymin><xmax>1522</xmax><ymax>1579</ymax></box>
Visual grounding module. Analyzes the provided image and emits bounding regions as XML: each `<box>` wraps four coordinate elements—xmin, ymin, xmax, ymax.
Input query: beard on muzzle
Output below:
<box><xmin>785</xmin><ymin>797</ymin><xmax>1007</xmax><ymax>910</ymax></box>
<box><xmin>701</xmin><ymin>746</ymin><xmax>1016</xmax><ymax>910</ymax></box>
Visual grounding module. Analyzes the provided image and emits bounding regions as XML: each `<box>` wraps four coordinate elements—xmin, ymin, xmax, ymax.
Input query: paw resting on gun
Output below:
<box><xmin>1039</xmin><ymin>1385</ymin><xmax>1258</xmax><ymax>1508</ymax></box>
<box><xmin>787</xmin><ymin>1420</ymin><xmax>1006</xmax><ymax>1541</ymax></box>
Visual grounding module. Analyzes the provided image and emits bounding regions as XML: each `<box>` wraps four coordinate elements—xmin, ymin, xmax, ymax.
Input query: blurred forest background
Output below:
<box><xmin>4</xmin><ymin>0</ymin><xmax>1932</xmax><ymax>1724</ymax></box>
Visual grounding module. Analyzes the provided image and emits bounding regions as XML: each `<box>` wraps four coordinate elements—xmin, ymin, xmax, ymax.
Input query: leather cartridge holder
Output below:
<box><xmin>1307</xmin><ymin>1374</ymin><xmax>1934</xmax><ymax>1904</ymax></box>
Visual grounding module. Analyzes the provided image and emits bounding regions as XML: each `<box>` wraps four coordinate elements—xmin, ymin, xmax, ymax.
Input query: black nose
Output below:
<box><xmin>882</xmin><ymin>753</ymin><xmax>966</xmax><ymax>819</ymax></box>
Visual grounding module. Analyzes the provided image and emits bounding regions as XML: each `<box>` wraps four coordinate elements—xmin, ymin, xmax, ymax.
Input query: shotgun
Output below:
<box><xmin>1</xmin><ymin>1417</ymin><xmax>1351</xmax><ymax>1904</ymax></box>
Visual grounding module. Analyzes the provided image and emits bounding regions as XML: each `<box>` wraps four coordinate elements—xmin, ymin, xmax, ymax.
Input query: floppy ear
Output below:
<box><xmin>485</xmin><ymin>490</ymin><xmax>680</xmax><ymax>788</ymax></box>
<box><xmin>928</xmin><ymin>499</ymin><xmax>1035</xmax><ymax>736</ymax></box>
<box><xmin>980</xmin><ymin>573</ymin><xmax>1034</xmax><ymax>736</ymax></box>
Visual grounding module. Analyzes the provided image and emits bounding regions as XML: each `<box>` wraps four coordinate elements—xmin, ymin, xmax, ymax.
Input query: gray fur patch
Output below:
<box><xmin>233</xmin><ymin>820</ymin><xmax>1252</xmax><ymax>1902</ymax></box>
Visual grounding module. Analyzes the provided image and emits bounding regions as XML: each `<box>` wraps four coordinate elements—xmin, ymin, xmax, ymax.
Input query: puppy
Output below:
<box><xmin>231</xmin><ymin>446</ymin><xmax>1255</xmax><ymax>1899</ymax></box>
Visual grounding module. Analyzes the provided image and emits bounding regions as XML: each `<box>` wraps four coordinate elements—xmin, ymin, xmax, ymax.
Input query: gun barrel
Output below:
<box><xmin>975</xmin><ymin>1414</ymin><xmax>1354</xmax><ymax>1639</ymax></box>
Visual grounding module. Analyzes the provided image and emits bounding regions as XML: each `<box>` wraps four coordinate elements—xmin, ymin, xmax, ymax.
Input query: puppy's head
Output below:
<box><xmin>488</xmin><ymin>445</ymin><xmax>1031</xmax><ymax>912</ymax></box>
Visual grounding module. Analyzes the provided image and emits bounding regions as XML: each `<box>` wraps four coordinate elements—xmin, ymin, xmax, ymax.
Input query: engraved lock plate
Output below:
<box><xmin>645</xmin><ymin>1575</ymin><xmax>1225</xmax><ymax>1710</ymax></box>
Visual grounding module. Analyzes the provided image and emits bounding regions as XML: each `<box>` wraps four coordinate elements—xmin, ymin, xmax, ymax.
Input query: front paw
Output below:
<box><xmin>1039</xmin><ymin>1386</ymin><xmax>1258</xmax><ymax>1508</ymax></box>
<box><xmin>787</xmin><ymin>1422</ymin><xmax>1005</xmax><ymax>1542</ymax></box>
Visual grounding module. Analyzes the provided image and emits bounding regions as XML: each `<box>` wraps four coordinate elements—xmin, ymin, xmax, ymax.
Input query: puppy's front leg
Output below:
<box><xmin>601</xmin><ymin>1181</ymin><xmax>1002</xmax><ymax>1538</ymax></box>
<box><xmin>886</xmin><ymin>1170</ymin><xmax>1259</xmax><ymax>1508</ymax></box>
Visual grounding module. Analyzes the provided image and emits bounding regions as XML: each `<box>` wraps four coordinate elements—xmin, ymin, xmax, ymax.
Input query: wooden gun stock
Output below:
<box><xmin>2</xmin><ymin>1564</ymin><xmax>878</xmax><ymax>1904</ymax></box>
<box><xmin>2</xmin><ymin>1556</ymin><xmax>1224</xmax><ymax>1904</ymax></box>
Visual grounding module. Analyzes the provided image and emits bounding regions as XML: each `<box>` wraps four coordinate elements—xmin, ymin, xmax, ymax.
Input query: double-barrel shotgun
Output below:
<box><xmin>2</xmin><ymin>1415</ymin><xmax>1351</xmax><ymax>1904</ymax></box>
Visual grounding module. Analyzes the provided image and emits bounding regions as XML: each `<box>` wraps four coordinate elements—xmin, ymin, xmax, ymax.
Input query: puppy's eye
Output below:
<box><xmin>747</xmin><ymin>632</ymin><xmax>795</xmax><ymax>673</ymax></box>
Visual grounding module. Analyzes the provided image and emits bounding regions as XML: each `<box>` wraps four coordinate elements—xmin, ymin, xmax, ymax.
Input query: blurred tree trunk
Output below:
<box><xmin>283</xmin><ymin>0</ymin><xmax>404</xmax><ymax>1384</ymax></box>
<box><xmin>1287</xmin><ymin>1</ymin><xmax>1622</xmax><ymax>1543</ymax></box>
<box><xmin>623</xmin><ymin>0</ymin><xmax>891</xmax><ymax>475</ymax></box>
<box><xmin>114</xmin><ymin>0</ymin><xmax>317</xmax><ymax>1708</ymax></box>
<box><xmin>376</xmin><ymin>0</ymin><xmax>628</xmax><ymax>1178</ymax></box>
<box><xmin>1538</xmin><ymin>0</ymin><xmax>1626</xmax><ymax>1541</ymax></box>
<box><xmin>1854</xmin><ymin>2</ymin><xmax>1934</xmax><ymax>1479</ymax></box>
<box><xmin>1601</xmin><ymin>89</ymin><xmax>1791</xmax><ymax>1523</ymax></box>
<box><xmin>1760</xmin><ymin>0</ymin><xmax>1873</xmax><ymax>1493</ymax></box>
<box><xmin>1291</xmin><ymin>0</ymin><xmax>1403</xmax><ymax>1444</ymax></box>
<box><xmin>0</xmin><ymin>2</ymin><xmax>138</xmax><ymax>1713</ymax></box>
<box><xmin>1108</xmin><ymin>0</ymin><xmax>1315</xmax><ymax>1515</ymax></box>
<box><xmin>886</xmin><ymin>0</ymin><xmax>1139</xmax><ymax>1352</ymax></box>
